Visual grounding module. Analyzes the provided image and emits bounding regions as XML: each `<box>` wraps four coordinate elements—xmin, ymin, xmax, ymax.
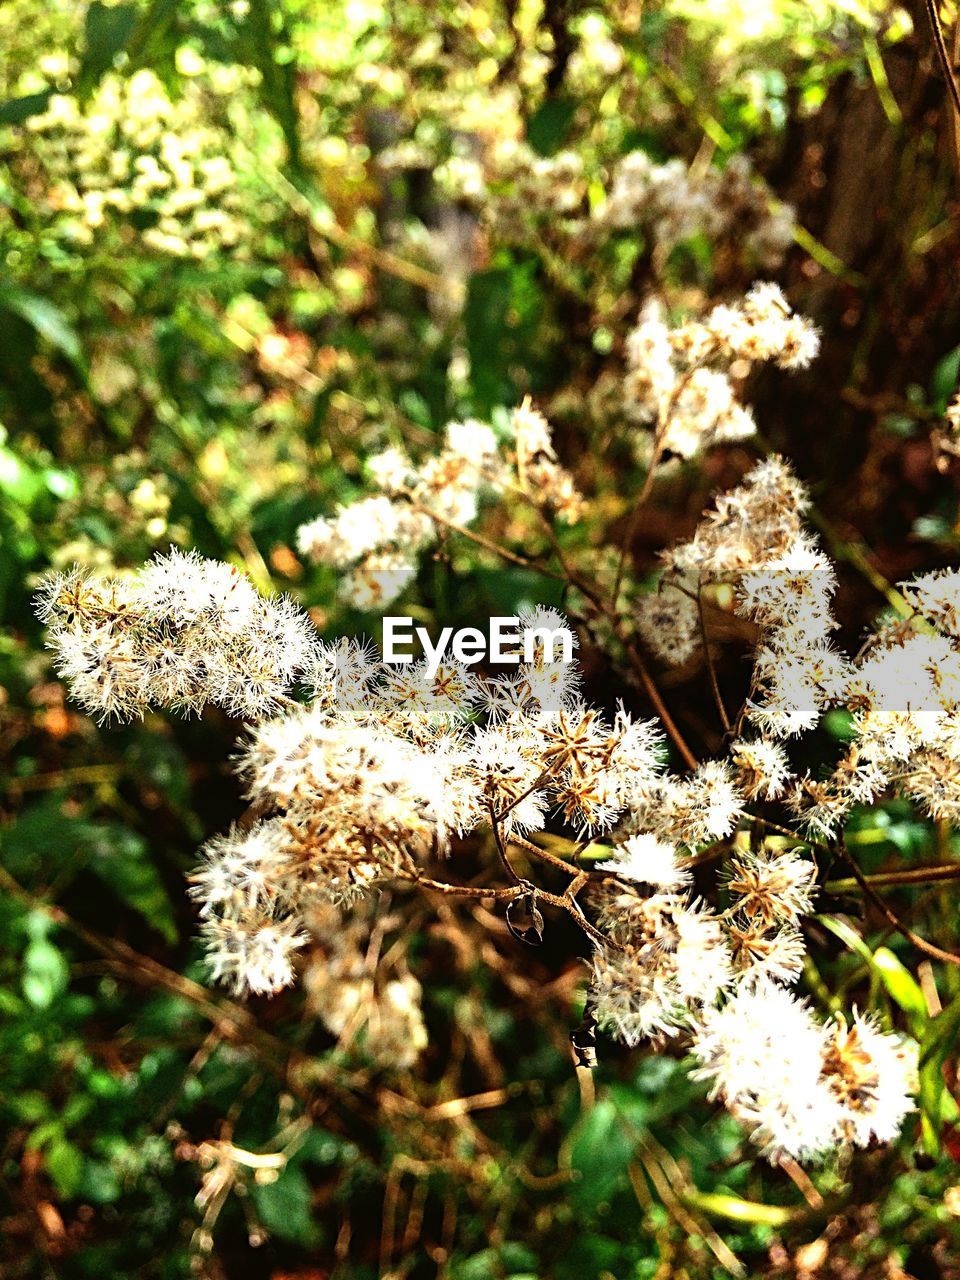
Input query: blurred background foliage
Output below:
<box><xmin>5</xmin><ymin>0</ymin><xmax>960</xmax><ymax>1276</ymax></box>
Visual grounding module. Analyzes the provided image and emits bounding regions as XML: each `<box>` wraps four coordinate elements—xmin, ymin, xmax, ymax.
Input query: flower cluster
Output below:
<box><xmin>438</xmin><ymin>144</ymin><xmax>794</xmax><ymax>273</ymax></box>
<box><xmin>590</xmin><ymin>822</ymin><xmax>914</xmax><ymax>1164</ymax></box>
<box><xmin>588</xmin><ymin>836</ymin><xmax>812</xmax><ymax>1040</ymax></box>
<box><xmin>595</xmin><ymin>152</ymin><xmax>795</xmax><ymax>268</ymax></box>
<box><xmin>302</xmin><ymin>901</ymin><xmax>428</xmax><ymax>1070</ymax></box>
<box><xmin>624</xmin><ymin>283</ymin><xmax>820</xmax><ymax>461</ymax></box>
<box><xmin>296</xmin><ymin>401</ymin><xmax>583</xmax><ymax>609</ymax></box>
<box><xmin>13</xmin><ymin>70</ymin><xmax>250</xmax><ymax>258</ymax></box>
<box><xmin>435</xmin><ymin>140</ymin><xmax>587</xmax><ymax>240</ymax></box>
<box><xmin>788</xmin><ymin>569</ymin><xmax>960</xmax><ymax>836</ymax></box>
<box><xmin>693</xmin><ymin>987</ymin><xmax>916</xmax><ymax>1162</ymax></box>
<box><xmin>647</xmin><ymin>452</ymin><xmax>960</xmax><ymax>842</ymax></box>
<box><xmin>39</xmin><ymin>435</ymin><xmax>928</xmax><ymax>1168</ymax></box>
<box><xmin>654</xmin><ymin>455</ymin><xmax>847</xmax><ymax>749</ymax></box>
<box><xmin>35</xmin><ymin>550</ymin><xmax>317</xmax><ymax>721</ymax></box>
<box><xmin>635</xmin><ymin>576</ymin><xmax>702</xmax><ymax>667</ymax></box>
<box><xmin>590</xmin><ymin>888</ymin><xmax>732</xmax><ymax>1043</ymax></box>
<box><xmin>188</xmin><ymin>613</ymin><xmax>670</xmax><ymax>998</ymax></box>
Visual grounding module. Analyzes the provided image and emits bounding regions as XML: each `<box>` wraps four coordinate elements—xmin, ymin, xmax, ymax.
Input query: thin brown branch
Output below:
<box><xmin>509</xmin><ymin>833</ymin><xmax>608</xmax><ymax>878</ymax></box>
<box><xmin>488</xmin><ymin>803</ymin><xmax>522</xmax><ymax>885</ymax></box>
<box><xmin>611</xmin><ymin>439</ymin><xmax>664</xmax><ymax>608</ymax></box>
<box><xmin>924</xmin><ymin>0</ymin><xmax>960</xmax><ymax>122</ymax></box>
<box><xmin>697</xmin><ymin>587</ymin><xmax>732</xmax><ymax>735</ymax></box>
<box><xmin>408</xmin><ymin>495</ymin><xmax>564</xmax><ymax>578</ymax></box>
<box><xmin>399</xmin><ymin>870</ymin><xmax>522</xmax><ymax>901</ymax></box>
<box><xmin>837</xmin><ymin>843</ymin><xmax>960</xmax><ymax>967</ymax></box>
<box><xmin>824</xmin><ymin>863</ymin><xmax>960</xmax><ymax>894</ymax></box>
<box><xmin>617</xmin><ymin>633</ymin><xmax>700</xmax><ymax>770</ymax></box>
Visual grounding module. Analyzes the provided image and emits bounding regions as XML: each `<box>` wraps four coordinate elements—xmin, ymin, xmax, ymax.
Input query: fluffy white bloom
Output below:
<box><xmin>598</xmin><ymin>152</ymin><xmax>795</xmax><ymax>269</ymax></box>
<box><xmin>444</xmin><ymin>418</ymin><xmax>499</xmax><ymax>468</ymax></box>
<box><xmin>295</xmin><ymin>407</ymin><xmax>567</xmax><ymax>593</ymax></box>
<box><xmin>592</xmin><ymin>893</ymin><xmax>731</xmax><ymax>1043</ymax></box>
<box><xmin>636</xmin><ymin>581</ymin><xmax>702</xmax><ymax>667</ymax></box>
<box><xmin>725</xmin><ymin>846</ymin><xmax>817</xmax><ymax>927</ymax></box>
<box><xmin>201</xmin><ymin>916</ymin><xmax>308</xmax><ymax>996</ymax></box>
<box><xmin>367</xmin><ymin>446</ymin><xmax>413</xmax><ymax>494</ymax></box>
<box><xmin>37</xmin><ymin>553</ymin><xmax>318</xmax><ymax>720</ymax></box>
<box><xmin>693</xmin><ymin>984</ymin><xmax>917</xmax><ymax>1162</ymax></box>
<box><xmin>626</xmin><ymin>760</ymin><xmax>743</xmax><ymax>847</ymax></box>
<box><xmin>821</xmin><ymin>1012</ymin><xmax>917</xmax><ymax>1147</ymax></box>
<box><xmin>692</xmin><ymin>983</ymin><xmax>842</xmax><ymax>1162</ymax></box>
<box><xmin>624</xmin><ymin>288</ymin><xmax>816</xmax><ymax>463</ymax></box>
<box><xmin>901</xmin><ymin>568</ymin><xmax>960</xmax><ymax>638</ymax></box>
<box><xmin>728</xmin><ymin>923</ymin><xmax>806</xmax><ymax>987</ymax></box>
<box><xmin>510</xmin><ymin>398</ymin><xmax>554</xmax><ymax>462</ymax></box>
<box><xmin>189</xmin><ymin>820</ymin><xmax>291</xmax><ymax>918</ymax></box>
<box><xmin>730</xmin><ymin>737</ymin><xmax>792</xmax><ymax>800</ymax></box>
<box><xmin>597</xmin><ymin>833</ymin><xmax>690</xmax><ymax>889</ymax></box>
<box><xmin>340</xmin><ymin>553</ymin><xmax>417</xmax><ymax>610</ymax></box>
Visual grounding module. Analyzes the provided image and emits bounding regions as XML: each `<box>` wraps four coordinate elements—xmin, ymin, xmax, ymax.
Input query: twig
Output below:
<box><xmin>247</xmin><ymin>149</ymin><xmax>465</xmax><ymax>301</ymax></box>
<box><xmin>697</xmin><ymin>587</ymin><xmax>732</xmax><ymax>735</ymax></box>
<box><xmin>408</xmin><ymin>495</ymin><xmax>563</xmax><ymax>578</ymax></box>
<box><xmin>614</xmin><ymin>630</ymin><xmax>700</xmax><ymax>770</ymax></box>
<box><xmin>836</xmin><ymin>843</ymin><xmax>960</xmax><ymax>967</ymax></box>
<box><xmin>488</xmin><ymin>804</ymin><xmax>522</xmax><ymax>885</ymax></box>
<box><xmin>509</xmin><ymin>833</ymin><xmax>609</xmax><ymax>878</ymax></box>
<box><xmin>824</xmin><ymin>863</ymin><xmax>960</xmax><ymax>894</ymax></box>
<box><xmin>610</xmin><ymin>437</ymin><xmax>664</xmax><ymax>607</ymax></box>
<box><xmin>923</xmin><ymin>0</ymin><xmax>960</xmax><ymax>122</ymax></box>
<box><xmin>400</xmin><ymin>870</ymin><xmax>522</xmax><ymax>901</ymax></box>
<box><xmin>631</xmin><ymin>1144</ymin><xmax>746</xmax><ymax>1277</ymax></box>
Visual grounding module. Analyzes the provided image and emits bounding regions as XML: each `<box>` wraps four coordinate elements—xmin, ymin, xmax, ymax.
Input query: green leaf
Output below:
<box><xmin>22</xmin><ymin>937</ymin><xmax>69</xmax><ymax>1009</ymax></box>
<box><xmin>0</xmin><ymin>445</ymin><xmax>45</xmax><ymax>507</ymax></box>
<box><xmin>4</xmin><ymin>806</ymin><xmax>177</xmax><ymax>942</ymax></box>
<box><xmin>526</xmin><ymin>96</ymin><xmax>577</xmax><ymax>156</ymax></box>
<box><xmin>817</xmin><ymin>913</ymin><xmax>876</xmax><ymax>966</ymax></box>
<box><xmin>251</xmin><ymin>1166</ymin><xmax>318</xmax><ymax>1245</ymax></box>
<box><xmin>77</xmin><ymin>2</ymin><xmax>138</xmax><ymax>98</ymax></box>
<box><xmin>822</xmin><ymin>709</ymin><xmax>856</xmax><ymax>741</ymax></box>
<box><xmin>0</xmin><ymin>91</ymin><xmax>52</xmax><ymax>126</ymax></box>
<box><xmin>816</xmin><ymin>918</ymin><xmax>927</xmax><ymax>1033</ymax></box>
<box><xmin>931</xmin><ymin>344</ymin><xmax>960</xmax><ymax>415</ymax></box>
<box><xmin>568</xmin><ymin>1098</ymin><xmax>635</xmax><ymax>1212</ymax></box>
<box><xmin>919</xmin><ymin>994</ymin><xmax>960</xmax><ymax>1156</ymax></box>
<box><xmin>464</xmin><ymin>261</ymin><xmax>544</xmax><ymax>415</ymax></box>
<box><xmin>0</xmin><ymin>289</ymin><xmax>83</xmax><ymax>369</ymax></box>
<box><xmin>11</xmin><ymin>1091</ymin><xmax>50</xmax><ymax>1123</ymax></box>
<box><xmin>453</xmin><ymin>1245</ymin><xmax>539</xmax><ymax>1280</ymax></box>
<box><xmin>86</xmin><ymin>827</ymin><xmax>178</xmax><ymax>945</ymax></box>
<box><xmin>872</xmin><ymin>947</ymin><xmax>927</xmax><ymax>1033</ymax></box>
<box><xmin>45</xmin><ymin>1136</ymin><xmax>85</xmax><ymax>1199</ymax></box>
<box><xmin>79</xmin><ymin>1159</ymin><xmax>122</xmax><ymax>1204</ymax></box>
<box><xmin>240</xmin><ymin>0</ymin><xmax>302</xmax><ymax>170</ymax></box>
<box><xmin>844</xmin><ymin>806</ymin><xmax>927</xmax><ymax>857</ymax></box>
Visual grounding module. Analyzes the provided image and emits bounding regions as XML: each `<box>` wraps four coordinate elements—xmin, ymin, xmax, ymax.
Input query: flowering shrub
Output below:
<box><xmin>7</xmin><ymin>0</ymin><xmax>960</xmax><ymax>1275</ymax></box>
<box><xmin>43</xmin><ymin>397</ymin><xmax>953</xmax><ymax>1166</ymax></box>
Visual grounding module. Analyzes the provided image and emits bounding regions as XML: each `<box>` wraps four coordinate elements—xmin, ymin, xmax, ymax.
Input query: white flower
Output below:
<box><xmin>444</xmin><ymin>419</ymin><xmax>499</xmax><ymax>469</ymax></box>
<box><xmin>368</xmin><ymin>446</ymin><xmax>412</xmax><ymax>494</ymax></box>
<box><xmin>726</xmin><ymin>845</ymin><xmax>817</xmax><ymax>927</ymax></box>
<box><xmin>821</xmin><ymin>1012</ymin><xmax>917</xmax><ymax>1146</ymax></box>
<box><xmin>202</xmin><ymin>916</ymin><xmax>307</xmax><ymax>996</ymax></box>
<box><xmin>190</xmin><ymin>820</ymin><xmax>291</xmax><ymax>918</ymax></box>
<box><xmin>692</xmin><ymin>983</ymin><xmax>842</xmax><ymax>1162</ymax></box>
<box><xmin>598</xmin><ymin>833</ymin><xmax>690</xmax><ymax>890</ymax></box>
